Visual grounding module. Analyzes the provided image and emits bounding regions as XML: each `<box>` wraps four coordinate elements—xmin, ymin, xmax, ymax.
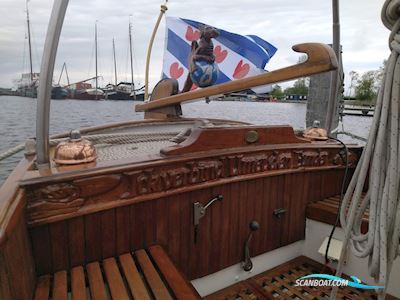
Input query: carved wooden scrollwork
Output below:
<box><xmin>26</xmin><ymin>147</ymin><xmax>359</xmax><ymax>224</ymax></box>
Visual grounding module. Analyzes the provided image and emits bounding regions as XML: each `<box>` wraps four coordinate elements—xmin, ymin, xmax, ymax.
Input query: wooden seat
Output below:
<box><xmin>33</xmin><ymin>245</ymin><xmax>200</xmax><ymax>300</ymax></box>
<box><xmin>306</xmin><ymin>194</ymin><xmax>369</xmax><ymax>233</ymax></box>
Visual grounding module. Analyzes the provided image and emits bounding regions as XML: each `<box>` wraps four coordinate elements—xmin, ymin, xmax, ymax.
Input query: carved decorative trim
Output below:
<box><xmin>26</xmin><ymin>147</ymin><xmax>359</xmax><ymax>224</ymax></box>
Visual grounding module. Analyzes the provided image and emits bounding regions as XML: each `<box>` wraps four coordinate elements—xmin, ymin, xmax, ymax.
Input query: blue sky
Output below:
<box><xmin>0</xmin><ymin>0</ymin><xmax>389</xmax><ymax>91</ymax></box>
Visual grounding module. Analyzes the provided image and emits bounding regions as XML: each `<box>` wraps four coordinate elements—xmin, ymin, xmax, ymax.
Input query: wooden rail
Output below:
<box><xmin>135</xmin><ymin>43</ymin><xmax>337</xmax><ymax>112</ymax></box>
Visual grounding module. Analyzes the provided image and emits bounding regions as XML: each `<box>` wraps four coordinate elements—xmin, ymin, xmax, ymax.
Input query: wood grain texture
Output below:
<box><xmin>103</xmin><ymin>257</ymin><xmax>130</xmax><ymax>300</ymax></box>
<box><xmin>119</xmin><ymin>253</ymin><xmax>151</xmax><ymax>300</ymax></box>
<box><xmin>149</xmin><ymin>245</ymin><xmax>201</xmax><ymax>299</ymax></box>
<box><xmin>33</xmin><ymin>275</ymin><xmax>50</xmax><ymax>300</ymax></box>
<box><xmin>71</xmin><ymin>266</ymin><xmax>86</xmax><ymax>300</ymax></box>
<box><xmin>86</xmin><ymin>261</ymin><xmax>107</xmax><ymax>300</ymax></box>
<box><xmin>0</xmin><ymin>216</ymin><xmax>36</xmax><ymax>300</ymax></box>
<box><xmin>24</xmin><ymin>142</ymin><xmax>360</xmax><ymax>226</ymax></box>
<box><xmin>52</xmin><ymin>271</ymin><xmax>67</xmax><ymax>300</ymax></box>
<box><xmin>29</xmin><ymin>169</ymin><xmax>348</xmax><ymax>279</ymax></box>
<box><xmin>135</xmin><ymin>249</ymin><xmax>173</xmax><ymax>300</ymax></box>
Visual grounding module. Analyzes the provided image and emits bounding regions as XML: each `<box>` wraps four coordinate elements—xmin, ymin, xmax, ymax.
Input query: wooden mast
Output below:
<box><xmin>129</xmin><ymin>21</ymin><xmax>136</xmax><ymax>100</ymax></box>
<box><xmin>26</xmin><ymin>0</ymin><xmax>34</xmax><ymax>84</ymax></box>
<box><xmin>112</xmin><ymin>38</ymin><xmax>117</xmax><ymax>87</ymax></box>
<box><xmin>95</xmin><ymin>21</ymin><xmax>98</xmax><ymax>100</ymax></box>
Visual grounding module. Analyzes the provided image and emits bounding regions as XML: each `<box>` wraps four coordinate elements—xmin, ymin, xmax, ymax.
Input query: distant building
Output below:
<box><xmin>285</xmin><ymin>94</ymin><xmax>307</xmax><ymax>101</ymax></box>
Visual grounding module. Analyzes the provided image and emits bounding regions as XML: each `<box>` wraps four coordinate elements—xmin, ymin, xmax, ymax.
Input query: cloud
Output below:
<box><xmin>0</xmin><ymin>0</ymin><xmax>390</xmax><ymax>90</ymax></box>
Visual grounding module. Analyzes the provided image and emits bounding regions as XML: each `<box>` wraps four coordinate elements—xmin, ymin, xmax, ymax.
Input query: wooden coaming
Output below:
<box><xmin>29</xmin><ymin>168</ymin><xmax>350</xmax><ymax>279</ymax></box>
<box><xmin>0</xmin><ymin>158</ymin><xmax>36</xmax><ymax>300</ymax></box>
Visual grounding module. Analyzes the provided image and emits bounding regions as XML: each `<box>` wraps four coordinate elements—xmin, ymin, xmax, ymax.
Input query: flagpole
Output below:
<box><xmin>144</xmin><ymin>1</ymin><xmax>168</xmax><ymax>101</ymax></box>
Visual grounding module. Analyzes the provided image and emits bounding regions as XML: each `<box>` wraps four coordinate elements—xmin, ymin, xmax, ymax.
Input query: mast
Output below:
<box><xmin>95</xmin><ymin>21</ymin><xmax>98</xmax><ymax>100</ymax></box>
<box><xmin>112</xmin><ymin>38</ymin><xmax>117</xmax><ymax>86</ymax></box>
<box><xmin>129</xmin><ymin>20</ymin><xmax>136</xmax><ymax>100</ymax></box>
<box><xmin>26</xmin><ymin>0</ymin><xmax>34</xmax><ymax>84</ymax></box>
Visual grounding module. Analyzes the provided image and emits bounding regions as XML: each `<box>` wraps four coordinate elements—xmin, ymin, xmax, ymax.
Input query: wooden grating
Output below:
<box><xmin>33</xmin><ymin>245</ymin><xmax>200</xmax><ymax>300</ymax></box>
<box><xmin>206</xmin><ymin>256</ymin><xmax>398</xmax><ymax>300</ymax></box>
<box><xmin>306</xmin><ymin>194</ymin><xmax>369</xmax><ymax>233</ymax></box>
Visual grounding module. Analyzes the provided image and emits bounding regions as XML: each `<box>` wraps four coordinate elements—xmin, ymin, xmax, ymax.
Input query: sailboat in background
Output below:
<box><xmin>105</xmin><ymin>21</ymin><xmax>145</xmax><ymax>100</ymax></box>
<box><xmin>71</xmin><ymin>22</ymin><xmax>105</xmax><ymax>100</ymax></box>
<box><xmin>16</xmin><ymin>1</ymin><xmax>38</xmax><ymax>98</ymax></box>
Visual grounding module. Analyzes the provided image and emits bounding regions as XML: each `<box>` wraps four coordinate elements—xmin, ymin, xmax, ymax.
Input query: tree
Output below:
<box><xmin>284</xmin><ymin>78</ymin><xmax>309</xmax><ymax>96</ymax></box>
<box><xmin>270</xmin><ymin>84</ymin><xmax>284</xmax><ymax>99</ymax></box>
<box><xmin>355</xmin><ymin>71</ymin><xmax>378</xmax><ymax>102</ymax></box>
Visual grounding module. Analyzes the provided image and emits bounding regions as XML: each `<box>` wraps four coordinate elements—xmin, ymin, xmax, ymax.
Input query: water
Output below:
<box><xmin>0</xmin><ymin>96</ymin><xmax>373</xmax><ymax>186</ymax></box>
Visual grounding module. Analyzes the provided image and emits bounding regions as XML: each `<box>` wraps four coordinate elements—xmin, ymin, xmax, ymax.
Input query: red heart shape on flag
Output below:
<box><xmin>214</xmin><ymin>45</ymin><xmax>228</xmax><ymax>63</ymax></box>
<box><xmin>233</xmin><ymin>60</ymin><xmax>250</xmax><ymax>79</ymax></box>
<box><xmin>185</xmin><ymin>26</ymin><xmax>200</xmax><ymax>42</ymax></box>
<box><xmin>170</xmin><ymin>62</ymin><xmax>184</xmax><ymax>79</ymax></box>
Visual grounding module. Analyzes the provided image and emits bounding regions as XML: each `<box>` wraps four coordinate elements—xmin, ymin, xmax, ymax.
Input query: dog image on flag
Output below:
<box><xmin>162</xmin><ymin>17</ymin><xmax>277</xmax><ymax>93</ymax></box>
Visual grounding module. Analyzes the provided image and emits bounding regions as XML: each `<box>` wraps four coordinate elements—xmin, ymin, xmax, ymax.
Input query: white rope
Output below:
<box><xmin>0</xmin><ymin>131</ymin><xmax>180</xmax><ymax>162</ymax></box>
<box><xmin>331</xmin><ymin>1</ymin><xmax>400</xmax><ymax>298</ymax></box>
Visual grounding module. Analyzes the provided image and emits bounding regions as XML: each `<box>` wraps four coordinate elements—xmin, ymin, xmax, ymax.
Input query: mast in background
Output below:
<box><xmin>128</xmin><ymin>20</ymin><xmax>136</xmax><ymax>100</ymax></box>
<box><xmin>112</xmin><ymin>38</ymin><xmax>117</xmax><ymax>86</ymax></box>
<box><xmin>95</xmin><ymin>21</ymin><xmax>98</xmax><ymax>100</ymax></box>
<box><xmin>26</xmin><ymin>0</ymin><xmax>34</xmax><ymax>84</ymax></box>
<box><xmin>57</xmin><ymin>62</ymin><xmax>70</xmax><ymax>86</ymax></box>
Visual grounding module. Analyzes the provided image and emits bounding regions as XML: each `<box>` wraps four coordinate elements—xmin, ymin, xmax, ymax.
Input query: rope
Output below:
<box><xmin>331</xmin><ymin>1</ymin><xmax>400</xmax><ymax>298</ymax></box>
<box><xmin>0</xmin><ymin>131</ymin><xmax>180</xmax><ymax>162</ymax></box>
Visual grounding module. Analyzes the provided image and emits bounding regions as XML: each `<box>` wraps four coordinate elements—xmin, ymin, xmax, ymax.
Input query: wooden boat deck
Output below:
<box><xmin>306</xmin><ymin>194</ymin><xmax>369</xmax><ymax>233</ymax></box>
<box><xmin>205</xmin><ymin>256</ymin><xmax>398</xmax><ymax>300</ymax></box>
<box><xmin>33</xmin><ymin>245</ymin><xmax>200</xmax><ymax>300</ymax></box>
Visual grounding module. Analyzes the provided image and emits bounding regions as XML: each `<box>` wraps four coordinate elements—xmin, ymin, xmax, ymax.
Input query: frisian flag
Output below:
<box><xmin>162</xmin><ymin>17</ymin><xmax>277</xmax><ymax>92</ymax></box>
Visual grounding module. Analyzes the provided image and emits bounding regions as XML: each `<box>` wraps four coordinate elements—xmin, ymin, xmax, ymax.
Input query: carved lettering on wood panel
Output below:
<box><xmin>26</xmin><ymin>148</ymin><xmax>358</xmax><ymax>223</ymax></box>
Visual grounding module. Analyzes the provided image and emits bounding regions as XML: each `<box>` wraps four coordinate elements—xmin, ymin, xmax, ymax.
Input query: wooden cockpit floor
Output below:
<box><xmin>306</xmin><ymin>194</ymin><xmax>369</xmax><ymax>233</ymax></box>
<box><xmin>205</xmin><ymin>256</ymin><xmax>398</xmax><ymax>300</ymax></box>
<box><xmin>33</xmin><ymin>245</ymin><xmax>200</xmax><ymax>300</ymax></box>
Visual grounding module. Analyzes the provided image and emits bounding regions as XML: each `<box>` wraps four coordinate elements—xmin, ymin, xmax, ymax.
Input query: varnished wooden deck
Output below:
<box><xmin>306</xmin><ymin>194</ymin><xmax>369</xmax><ymax>233</ymax></box>
<box><xmin>33</xmin><ymin>245</ymin><xmax>200</xmax><ymax>300</ymax></box>
<box><xmin>205</xmin><ymin>256</ymin><xmax>398</xmax><ymax>300</ymax></box>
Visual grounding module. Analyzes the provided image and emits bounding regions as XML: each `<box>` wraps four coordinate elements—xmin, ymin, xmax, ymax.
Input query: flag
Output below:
<box><xmin>162</xmin><ymin>17</ymin><xmax>277</xmax><ymax>93</ymax></box>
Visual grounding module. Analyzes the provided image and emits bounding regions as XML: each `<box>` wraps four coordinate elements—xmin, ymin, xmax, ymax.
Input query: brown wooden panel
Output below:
<box><xmin>2</xmin><ymin>216</ymin><xmax>36</xmax><ymax>300</ymax></box>
<box><xmin>84</xmin><ymin>213</ymin><xmax>102</xmax><ymax>262</ymax></box>
<box><xmin>68</xmin><ymin>217</ymin><xmax>85</xmax><ymax>267</ymax></box>
<box><xmin>71</xmin><ymin>266</ymin><xmax>86</xmax><ymax>300</ymax></box>
<box><xmin>30</xmin><ymin>225</ymin><xmax>52</xmax><ymax>275</ymax></box>
<box><xmin>119</xmin><ymin>253</ymin><xmax>151</xmax><ymax>300</ymax></box>
<box><xmin>52</xmin><ymin>270</ymin><xmax>67</xmax><ymax>300</ymax></box>
<box><xmin>0</xmin><ymin>253</ymin><xmax>12</xmax><ymax>300</ymax></box>
<box><xmin>116</xmin><ymin>206</ymin><xmax>130</xmax><ymax>255</ymax></box>
<box><xmin>50</xmin><ymin>221</ymin><xmax>69</xmax><ymax>271</ymax></box>
<box><xmin>86</xmin><ymin>261</ymin><xmax>107</xmax><ymax>300</ymax></box>
<box><xmin>33</xmin><ymin>275</ymin><xmax>50</xmax><ymax>300</ymax></box>
<box><xmin>135</xmin><ymin>249</ymin><xmax>173</xmax><ymax>300</ymax></box>
<box><xmin>103</xmin><ymin>257</ymin><xmax>130</xmax><ymax>300</ymax></box>
<box><xmin>28</xmin><ymin>168</ymin><xmax>351</xmax><ymax>279</ymax></box>
<box><xmin>101</xmin><ymin>209</ymin><xmax>116</xmax><ymax>258</ymax></box>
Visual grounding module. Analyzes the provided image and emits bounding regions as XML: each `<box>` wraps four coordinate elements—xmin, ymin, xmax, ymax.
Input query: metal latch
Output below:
<box><xmin>273</xmin><ymin>208</ymin><xmax>287</xmax><ymax>218</ymax></box>
<box><xmin>193</xmin><ymin>195</ymin><xmax>223</xmax><ymax>243</ymax></box>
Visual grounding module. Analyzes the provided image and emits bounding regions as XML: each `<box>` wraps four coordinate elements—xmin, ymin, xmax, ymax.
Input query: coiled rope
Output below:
<box><xmin>331</xmin><ymin>1</ymin><xmax>400</xmax><ymax>298</ymax></box>
<box><xmin>0</xmin><ymin>131</ymin><xmax>180</xmax><ymax>162</ymax></box>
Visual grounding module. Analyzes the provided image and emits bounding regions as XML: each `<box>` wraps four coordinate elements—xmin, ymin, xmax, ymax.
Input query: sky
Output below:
<box><xmin>0</xmin><ymin>0</ymin><xmax>390</xmax><ymax>93</ymax></box>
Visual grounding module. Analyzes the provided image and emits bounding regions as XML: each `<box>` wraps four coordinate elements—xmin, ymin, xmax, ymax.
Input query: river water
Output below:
<box><xmin>0</xmin><ymin>96</ymin><xmax>372</xmax><ymax>186</ymax></box>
